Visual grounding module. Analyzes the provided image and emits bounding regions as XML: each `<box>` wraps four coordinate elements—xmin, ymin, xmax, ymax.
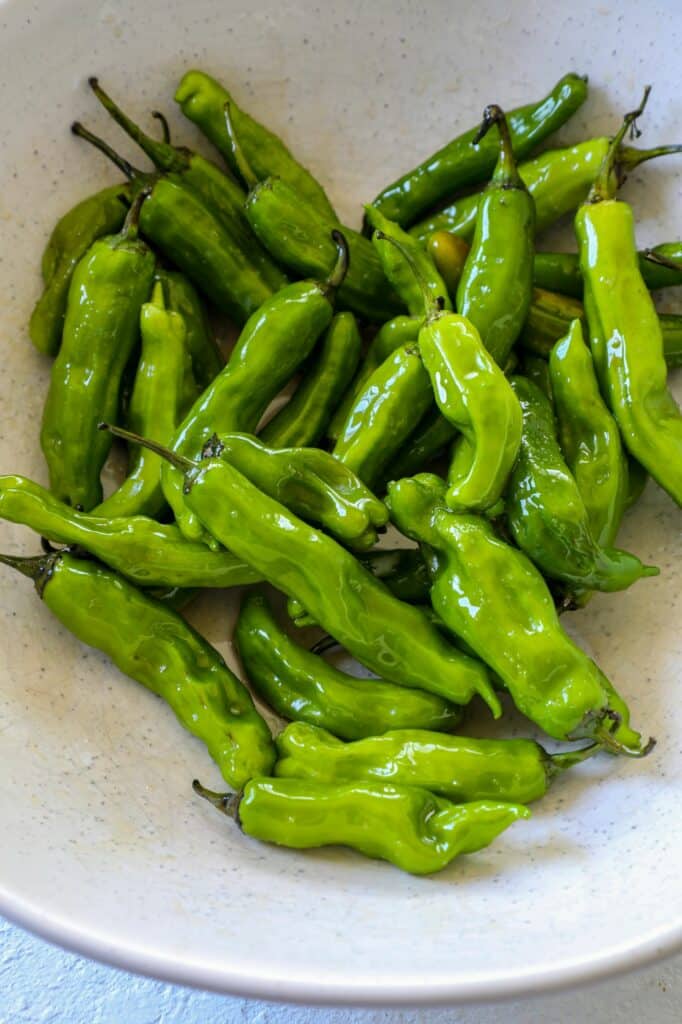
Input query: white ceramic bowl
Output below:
<box><xmin>0</xmin><ymin>0</ymin><xmax>680</xmax><ymax>1006</ymax></box>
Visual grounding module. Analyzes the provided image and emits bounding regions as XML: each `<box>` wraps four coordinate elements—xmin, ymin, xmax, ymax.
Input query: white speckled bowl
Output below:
<box><xmin>0</xmin><ymin>0</ymin><xmax>680</xmax><ymax>1006</ymax></box>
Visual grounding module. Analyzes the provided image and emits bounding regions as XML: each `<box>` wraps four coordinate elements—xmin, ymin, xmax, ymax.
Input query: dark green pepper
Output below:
<box><xmin>386</xmin><ymin>473</ymin><xmax>651</xmax><ymax>755</ymax></box>
<box><xmin>0</xmin><ymin>550</ymin><xmax>274</xmax><ymax>789</ymax></box>
<box><xmin>235</xmin><ymin>592</ymin><xmax>461</xmax><ymax>740</ymax></box>
<box><xmin>384</xmin><ymin>410</ymin><xmax>457</xmax><ymax>483</ymax></box>
<box><xmin>275</xmin><ymin>722</ymin><xmax>599</xmax><ymax>804</ymax></box>
<box><xmin>40</xmin><ymin>194</ymin><xmax>155</xmax><ymax>510</ymax></box>
<box><xmin>519</xmin><ymin>352</ymin><xmax>553</xmax><ymax>403</ymax></box>
<box><xmin>30</xmin><ymin>182</ymin><xmax>131</xmax><ymax>357</ymax></box>
<box><xmin>370</xmin><ymin>73</ymin><xmax>587</xmax><ymax>227</ymax></box>
<box><xmin>506</xmin><ymin>377</ymin><xmax>658</xmax><ymax>592</ymax></box>
<box><xmin>365</xmin><ymin>205</ymin><xmax>451</xmax><ymax>315</ymax></box>
<box><xmin>194</xmin><ymin>777</ymin><xmax>528</xmax><ymax>876</ymax></box>
<box><xmin>261</xmin><ymin>313</ymin><xmax>362</xmax><ymax>449</ymax></box>
<box><xmin>533</xmin><ymin>242</ymin><xmax>682</xmax><ymax>297</ymax></box>
<box><xmin>154</xmin><ymin>269</ymin><xmax>223</xmax><ymax>391</ymax></box>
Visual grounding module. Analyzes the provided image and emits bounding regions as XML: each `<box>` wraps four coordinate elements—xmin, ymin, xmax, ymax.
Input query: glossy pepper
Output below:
<box><xmin>154</xmin><ymin>269</ymin><xmax>223</xmax><ymax>392</ymax></box>
<box><xmin>235</xmin><ymin>593</ymin><xmax>460</xmax><ymax>740</ymax></box>
<box><xmin>175</xmin><ymin>69</ymin><xmax>338</xmax><ymax>221</ymax></box>
<box><xmin>365</xmin><ymin>205</ymin><xmax>451</xmax><ymax>316</ymax></box>
<box><xmin>40</xmin><ymin>192</ymin><xmax>155</xmax><ymax>510</ymax></box>
<box><xmin>204</xmin><ymin>432</ymin><xmax>388</xmax><ymax>551</ymax></box>
<box><xmin>386</xmin><ymin>473</ymin><xmax>650</xmax><ymax>754</ymax></box>
<box><xmin>456</xmin><ymin>105</ymin><xmax>535</xmax><ymax>367</ymax></box>
<box><xmin>533</xmin><ymin>242</ymin><xmax>682</xmax><ymax>298</ymax></box>
<box><xmin>275</xmin><ymin>722</ymin><xmax>599</xmax><ymax>803</ymax></box>
<box><xmin>261</xmin><ymin>313</ymin><xmax>362</xmax><ymax>449</ymax></box>
<box><xmin>519</xmin><ymin>352</ymin><xmax>553</xmax><ymax>403</ymax></box>
<box><xmin>0</xmin><ymin>550</ymin><xmax>274</xmax><ymax>788</ymax></box>
<box><xmin>370</xmin><ymin>72</ymin><xmax>587</xmax><ymax>227</ymax></box>
<box><xmin>30</xmin><ymin>182</ymin><xmax>131</xmax><ymax>357</ymax></box>
<box><xmin>506</xmin><ymin>377</ymin><xmax>658</xmax><ymax>592</ymax></box>
<box><xmin>426</xmin><ymin>231</ymin><xmax>470</xmax><ymax>298</ymax></box>
<box><xmin>194</xmin><ymin>777</ymin><xmax>528</xmax><ymax>876</ymax></box>
<box><xmin>383</xmin><ymin>409</ymin><xmax>457</xmax><ymax>483</ymax></box>
<box><xmin>88</xmin><ymin>78</ymin><xmax>288</xmax><ymax>293</ymax></box>
<box><xmin>163</xmin><ymin>234</ymin><xmax>348</xmax><ymax>544</ymax></box>
<box><xmin>104</xmin><ymin>424</ymin><xmax>500</xmax><ymax>716</ymax></box>
<box><xmin>575</xmin><ymin>90</ymin><xmax>682</xmax><ymax>506</ymax></box>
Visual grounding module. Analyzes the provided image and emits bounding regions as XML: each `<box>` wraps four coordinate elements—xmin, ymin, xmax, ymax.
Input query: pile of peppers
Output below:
<box><xmin>1</xmin><ymin>71</ymin><xmax>680</xmax><ymax>876</ymax></box>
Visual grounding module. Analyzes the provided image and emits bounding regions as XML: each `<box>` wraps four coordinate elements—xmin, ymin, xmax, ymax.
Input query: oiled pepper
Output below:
<box><xmin>155</xmin><ymin>269</ymin><xmax>223</xmax><ymax>392</ymax></box>
<box><xmin>275</xmin><ymin>722</ymin><xmax>599</xmax><ymax>803</ymax></box>
<box><xmin>0</xmin><ymin>550</ymin><xmax>274</xmax><ymax>788</ymax></box>
<box><xmin>386</xmin><ymin>473</ymin><xmax>651</xmax><ymax>755</ymax></box>
<box><xmin>193</xmin><ymin>777</ymin><xmax>528</xmax><ymax>876</ymax></box>
<box><xmin>533</xmin><ymin>242</ymin><xmax>682</xmax><ymax>297</ymax></box>
<box><xmin>384</xmin><ymin>410</ymin><xmax>457</xmax><ymax>483</ymax></box>
<box><xmin>506</xmin><ymin>377</ymin><xmax>657</xmax><ymax>592</ymax></box>
<box><xmin>235</xmin><ymin>593</ymin><xmax>460</xmax><ymax>739</ymax></box>
<box><xmin>40</xmin><ymin>193</ymin><xmax>155</xmax><ymax>510</ymax></box>
<box><xmin>365</xmin><ymin>205</ymin><xmax>451</xmax><ymax>315</ymax></box>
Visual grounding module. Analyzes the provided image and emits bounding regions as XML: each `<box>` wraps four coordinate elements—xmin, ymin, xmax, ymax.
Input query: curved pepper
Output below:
<box><xmin>365</xmin><ymin>205</ymin><xmax>451</xmax><ymax>315</ymax></box>
<box><xmin>30</xmin><ymin>182</ymin><xmax>131</xmax><ymax>357</ymax></box>
<box><xmin>261</xmin><ymin>313</ymin><xmax>362</xmax><ymax>449</ymax></box>
<box><xmin>506</xmin><ymin>377</ymin><xmax>658</xmax><ymax>592</ymax></box>
<box><xmin>0</xmin><ymin>550</ymin><xmax>274</xmax><ymax>788</ymax></box>
<box><xmin>575</xmin><ymin>91</ymin><xmax>682</xmax><ymax>506</ymax></box>
<box><xmin>275</xmin><ymin>722</ymin><xmax>599</xmax><ymax>803</ymax></box>
<box><xmin>533</xmin><ymin>242</ymin><xmax>682</xmax><ymax>297</ymax></box>
<box><xmin>40</xmin><ymin>193</ymin><xmax>155</xmax><ymax>510</ymax></box>
<box><xmin>386</xmin><ymin>473</ymin><xmax>651</xmax><ymax>755</ymax></box>
<box><xmin>235</xmin><ymin>593</ymin><xmax>460</xmax><ymax>740</ymax></box>
<box><xmin>370</xmin><ymin>72</ymin><xmax>587</xmax><ymax>227</ymax></box>
<box><xmin>194</xmin><ymin>777</ymin><xmax>528</xmax><ymax>876</ymax></box>
<box><xmin>154</xmin><ymin>269</ymin><xmax>223</xmax><ymax>393</ymax></box>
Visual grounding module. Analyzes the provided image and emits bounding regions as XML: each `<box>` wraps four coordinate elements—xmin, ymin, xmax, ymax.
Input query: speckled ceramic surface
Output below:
<box><xmin>0</xmin><ymin>0</ymin><xmax>680</xmax><ymax>1006</ymax></box>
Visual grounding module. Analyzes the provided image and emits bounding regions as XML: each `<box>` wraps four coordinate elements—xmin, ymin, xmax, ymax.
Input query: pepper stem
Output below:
<box><xmin>325</xmin><ymin>230</ymin><xmax>350</xmax><ymax>294</ymax></box>
<box><xmin>97</xmin><ymin>423</ymin><xmax>196</xmax><ymax>473</ymax></box>
<box><xmin>88</xmin><ymin>77</ymin><xmax>186</xmax><ymax>175</ymax></box>
<box><xmin>151</xmin><ymin>110</ymin><xmax>171</xmax><ymax>144</ymax></box>
<box><xmin>374</xmin><ymin>230</ymin><xmax>443</xmax><ymax>318</ymax></box>
<box><xmin>618</xmin><ymin>143</ymin><xmax>682</xmax><ymax>182</ymax></box>
<box><xmin>473</xmin><ymin>105</ymin><xmax>524</xmax><ymax>190</ymax></box>
<box><xmin>192</xmin><ymin>779</ymin><xmax>241</xmax><ymax>819</ymax></box>
<box><xmin>119</xmin><ymin>187</ymin><xmax>149</xmax><ymax>241</ymax></box>
<box><xmin>0</xmin><ymin>552</ymin><xmax>48</xmax><ymax>582</ymax></box>
<box><xmin>641</xmin><ymin>248</ymin><xmax>682</xmax><ymax>272</ymax></box>
<box><xmin>223</xmin><ymin>101</ymin><xmax>258</xmax><ymax>189</ymax></box>
<box><xmin>546</xmin><ymin>742</ymin><xmax>601</xmax><ymax>778</ymax></box>
<box><xmin>71</xmin><ymin>121</ymin><xmax>147</xmax><ymax>182</ymax></box>
<box><xmin>589</xmin><ymin>86</ymin><xmax>652</xmax><ymax>202</ymax></box>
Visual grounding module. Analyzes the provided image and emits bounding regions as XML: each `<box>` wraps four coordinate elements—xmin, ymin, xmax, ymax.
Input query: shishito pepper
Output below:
<box><xmin>154</xmin><ymin>269</ymin><xmax>223</xmax><ymax>392</ymax></box>
<box><xmin>533</xmin><ymin>242</ymin><xmax>682</xmax><ymax>297</ymax></box>
<box><xmin>275</xmin><ymin>722</ymin><xmax>599</xmax><ymax>803</ymax></box>
<box><xmin>193</xmin><ymin>777</ymin><xmax>528</xmax><ymax>876</ymax></box>
<box><xmin>0</xmin><ymin>550</ymin><xmax>274</xmax><ymax>788</ymax></box>
<box><xmin>386</xmin><ymin>473</ymin><xmax>652</xmax><ymax>755</ymax></box>
<box><xmin>365</xmin><ymin>205</ymin><xmax>451</xmax><ymax>316</ymax></box>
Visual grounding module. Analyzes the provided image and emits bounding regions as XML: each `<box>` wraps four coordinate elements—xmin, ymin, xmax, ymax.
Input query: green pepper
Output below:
<box><xmin>235</xmin><ymin>593</ymin><xmax>460</xmax><ymax>740</ymax></box>
<box><xmin>194</xmin><ymin>777</ymin><xmax>528</xmax><ymax>876</ymax></box>
<box><xmin>154</xmin><ymin>269</ymin><xmax>223</xmax><ymax>392</ymax></box>
<box><xmin>533</xmin><ymin>242</ymin><xmax>682</xmax><ymax>297</ymax></box>
<box><xmin>426</xmin><ymin>231</ymin><xmax>470</xmax><ymax>299</ymax></box>
<box><xmin>409</xmin><ymin>137</ymin><xmax>682</xmax><ymax>243</ymax></box>
<box><xmin>386</xmin><ymin>473</ymin><xmax>651</xmax><ymax>755</ymax></box>
<box><xmin>370</xmin><ymin>73</ymin><xmax>587</xmax><ymax>227</ymax></box>
<box><xmin>456</xmin><ymin>105</ymin><xmax>535</xmax><ymax>367</ymax></box>
<box><xmin>275</xmin><ymin>722</ymin><xmax>599</xmax><ymax>803</ymax></box>
<box><xmin>384</xmin><ymin>410</ymin><xmax>457</xmax><ymax>483</ymax></box>
<box><xmin>104</xmin><ymin>425</ymin><xmax>501</xmax><ymax>716</ymax></box>
<box><xmin>506</xmin><ymin>376</ymin><xmax>658</xmax><ymax>592</ymax></box>
<box><xmin>163</xmin><ymin>235</ymin><xmax>348</xmax><ymax>544</ymax></box>
<box><xmin>575</xmin><ymin>90</ymin><xmax>682</xmax><ymax>506</ymax></box>
<box><xmin>175</xmin><ymin>69</ymin><xmax>338</xmax><ymax>221</ymax></box>
<box><xmin>30</xmin><ymin>183</ymin><xmax>131</xmax><ymax>357</ymax></box>
<box><xmin>519</xmin><ymin>352</ymin><xmax>553</xmax><ymax>403</ymax></box>
<box><xmin>205</xmin><ymin>432</ymin><xmax>388</xmax><ymax>551</ymax></box>
<box><xmin>88</xmin><ymin>78</ymin><xmax>288</xmax><ymax>294</ymax></box>
<box><xmin>0</xmin><ymin>550</ymin><xmax>274</xmax><ymax>788</ymax></box>
<box><xmin>365</xmin><ymin>206</ymin><xmax>451</xmax><ymax>315</ymax></box>
<box><xmin>261</xmin><ymin>313</ymin><xmax>362</xmax><ymax>449</ymax></box>
<box><xmin>92</xmin><ymin>281</ymin><xmax>189</xmax><ymax>519</ymax></box>
<box><xmin>40</xmin><ymin>193</ymin><xmax>155</xmax><ymax>510</ymax></box>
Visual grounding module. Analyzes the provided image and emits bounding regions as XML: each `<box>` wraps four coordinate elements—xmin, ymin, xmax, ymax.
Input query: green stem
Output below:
<box><xmin>546</xmin><ymin>742</ymin><xmax>601</xmax><ymax>778</ymax></box>
<box><xmin>71</xmin><ymin>121</ymin><xmax>147</xmax><ymax>182</ymax></box>
<box><xmin>325</xmin><ymin>230</ymin><xmax>350</xmax><ymax>293</ymax></box>
<box><xmin>0</xmin><ymin>551</ymin><xmax>59</xmax><ymax>598</ymax></box>
<box><xmin>192</xmin><ymin>779</ymin><xmax>241</xmax><ymax>819</ymax></box>
<box><xmin>223</xmin><ymin>101</ymin><xmax>258</xmax><ymax>189</ymax></box>
<box><xmin>151</xmin><ymin>110</ymin><xmax>171</xmax><ymax>144</ymax></box>
<box><xmin>641</xmin><ymin>248</ymin><xmax>682</xmax><ymax>272</ymax></box>
<box><xmin>473</xmin><ymin>104</ymin><xmax>524</xmax><ymax>189</ymax></box>
<box><xmin>374</xmin><ymin>230</ymin><xmax>442</xmax><ymax>318</ymax></box>
<box><xmin>97</xmin><ymin>423</ymin><xmax>195</xmax><ymax>473</ymax></box>
<box><xmin>618</xmin><ymin>143</ymin><xmax>682</xmax><ymax>181</ymax></box>
<box><xmin>119</xmin><ymin>187</ymin><xmax>149</xmax><ymax>241</ymax></box>
<box><xmin>589</xmin><ymin>86</ymin><xmax>652</xmax><ymax>202</ymax></box>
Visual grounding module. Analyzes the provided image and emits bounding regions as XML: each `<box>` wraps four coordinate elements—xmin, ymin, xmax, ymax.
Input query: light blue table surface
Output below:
<box><xmin>1</xmin><ymin>917</ymin><xmax>680</xmax><ymax>1023</ymax></box>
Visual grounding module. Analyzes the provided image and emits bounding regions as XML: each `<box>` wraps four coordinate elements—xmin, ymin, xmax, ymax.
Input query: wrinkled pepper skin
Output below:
<box><xmin>0</xmin><ymin>551</ymin><xmax>274</xmax><ymax>789</ymax></box>
<box><xmin>533</xmin><ymin>242</ymin><xmax>682</xmax><ymax>298</ymax></box>
<box><xmin>419</xmin><ymin>313</ymin><xmax>522</xmax><ymax>511</ymax></box>
<box><xmin>365</xmin><ymin>206</ymin><xmax>451</xmax><ymax>316</ymax></box>
<box><xmin>40</xmin><ymin>204</ymin><xmax>155</xmax><ymax>510</ymax></box>
<box><xmin>208</xmin><ymin>433</ymin><xmax>388</xmax><ymax>551</ymax></box>
<box><xmin>155</xmin><ymin>269</ymin><xmax>223</xmax><ymax>392</ymax></box>
<box><xmin>261</xmin><ymin>313</ymin><xmax>362</xmax><ymax>449</ymax></box>
<box><xmin>332</xmin><ymin>344</ymin><xmax>434</xmax><ymax>490</ymax></box>
<box><xmin>370</xmin><ymin>72</ymin><xmax>587</xmax><ymax>227</ymax></box>
<box><xmin>577</xmin><ymin>201</ymin><xmax>682</xmax><ymax>506</ymax></box>
<box><xmin>275</xmin><ymin>722</ymin><xmax>598</xmax><ymax>803</ymax></box>
<box><xmin>30</xmin><ymin>183</ymin><xmax>131</xmax><ymax>357</ymax></box>
<box><xmin>549</xmin><ymin>319</ymin><xmax>629</xmax><ymax>548</ymax></box>
<box><xmin>94</xmin><ymin>282</ymin><xmax>188</xmax><ymax>519</ymax></box>
<box><xmin>175</xmin><ymin>69</ymin><xmax>338</xmax><ymax>221</ymax></box>
<box><xmin>386</xmin><ymin>474</ymin><xmax>648</xmax><ymax>753</ymax></box>
<box><xmin>195</xmin><ymin>777</ymin><xmax>528</xmax><ymax>876</ymax></box>
<box><xmin>235</xmin><ymin>593</ymin><xmax>460</xmax><ymax>740</ymax></box>
<box><xmin>245</xmin><ymin>177</ymin><xmax>401</xmax><ymax>322</ymax></box>
<box><xmin>456</xmin><ymin>106</ymin><xmax>535</xmax><ymax>367</ymax></box>
<box><xmin>506</xmin><ymin>377</ymin><xmax>658</xmax><ymax>592</ymax></box>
